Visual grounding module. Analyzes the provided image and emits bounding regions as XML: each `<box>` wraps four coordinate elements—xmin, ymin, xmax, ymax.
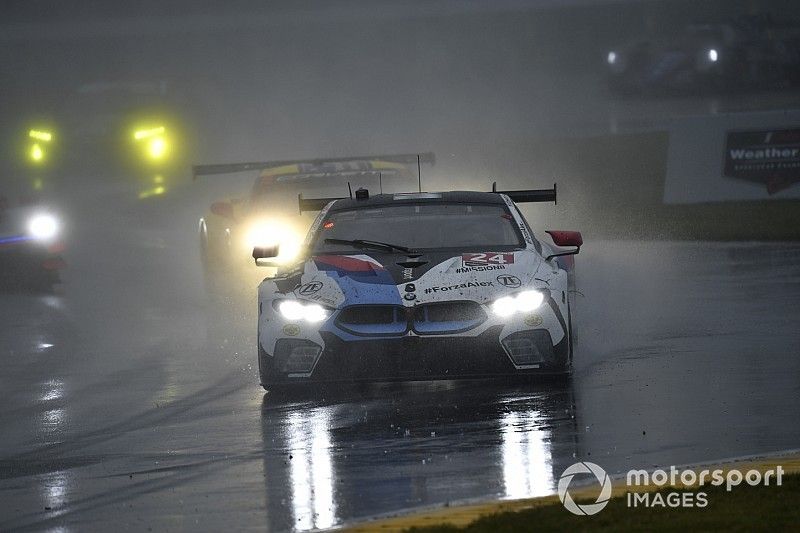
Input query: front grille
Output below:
<box><xmin>336</xmin><ymin>305</ymin><xmax>406</xmax><ymax>336</ymax></box>
<box><xmin>416</xmin><ymin>301</ymin><xmax>486</xmax><ymax>323</ymax></box>
<box><xmin>337</xmin><ymin>305</ymin><xmax>397</xmax><ymax>325</ymax></box>
<box><xmin>413</xmin><ymin>301</ymin><xmax>486</xmax><ymax>334</ymax></box>
<box><xmin>336</xmin><ymin>301</ymin><xmax>487</xmax><ymax>336</ymax></box>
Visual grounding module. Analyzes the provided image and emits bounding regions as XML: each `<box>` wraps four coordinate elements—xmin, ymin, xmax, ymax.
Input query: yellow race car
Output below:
<box><xmin>194</xmin><ymin>153</ymin><xmax>434</xmax><ymax>293</ymax></box>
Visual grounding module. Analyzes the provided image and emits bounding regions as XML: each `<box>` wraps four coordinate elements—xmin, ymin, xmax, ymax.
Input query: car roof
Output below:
<box><xmin>327</xmin><ymin>190</ymin><xmax>507</xmax><ymax>211</ymax></box>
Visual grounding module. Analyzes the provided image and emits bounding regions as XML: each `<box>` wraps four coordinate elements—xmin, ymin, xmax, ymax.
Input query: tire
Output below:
<box><xmin>258</xmin><ymin>334</ymin><xmax>270</xmax><ymax>389</ymax></box>
<box><xmin>200</xmin><ymin>221</ymin><xmax>233</xmax><ymax>300</ymax></box>
<box><xmin>567</xmin><ymin>302</ymin><xmax>574</xmax><ymax>369</ymax></box>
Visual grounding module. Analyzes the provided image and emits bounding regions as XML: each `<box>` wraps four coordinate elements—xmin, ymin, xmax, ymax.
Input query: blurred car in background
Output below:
<box><xmin>8</xmin><ymin>81</ymin><xmax>190</xmax><ymax>199</ymax></box>
<box><xmin>195</xmin><ymin>153</ymin><xmax>434</xmax><ymax>294</ymax></box>
<box><xmin>0</xmin><ymin>185</ymin><xmax>65</xmax><ymax>289</ymax></box>
<box><xmin>606</xmin><ymin>14</ymin><xmax>800</xmax><ymax>94</ymax></box>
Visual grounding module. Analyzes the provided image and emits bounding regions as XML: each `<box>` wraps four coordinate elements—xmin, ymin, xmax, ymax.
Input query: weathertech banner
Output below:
<box><xmin>724</xmin><ymin>128</ymin><xmax>800</xmax><ymax>194</ymax></box>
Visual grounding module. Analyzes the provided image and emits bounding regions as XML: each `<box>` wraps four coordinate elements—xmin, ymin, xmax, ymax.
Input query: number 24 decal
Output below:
<box><xmin>462</xmin><ymin>253</ymin><xmax>515</xmax><ymax>266</ymax></box>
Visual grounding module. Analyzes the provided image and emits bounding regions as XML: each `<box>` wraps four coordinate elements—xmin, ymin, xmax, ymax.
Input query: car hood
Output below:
<box><xmin>264</xmin><ymin>250</ymin><xmax>552</xmax><ymax>308</ymax></box>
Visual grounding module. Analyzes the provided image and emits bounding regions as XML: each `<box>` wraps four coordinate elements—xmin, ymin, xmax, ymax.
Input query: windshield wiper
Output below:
<box><xmin>324</xmin><ymin>238</ymin><xmax>415</xmax><ymax>254</ymax></box>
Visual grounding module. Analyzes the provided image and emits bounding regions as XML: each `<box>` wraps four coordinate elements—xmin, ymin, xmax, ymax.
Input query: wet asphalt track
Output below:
<box><xmin>1</xmin><ymin>188</ymin><xmax>800</xmax><ymax>532</ymax></box>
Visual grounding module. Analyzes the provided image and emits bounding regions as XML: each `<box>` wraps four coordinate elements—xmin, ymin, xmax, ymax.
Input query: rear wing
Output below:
<box><xmin>297</xmin><ymin>181</ymin><xmax>558</xmax><ymax>214</ymax></box>
<box><xmin>492</xmin><ymin>182</ymin><xmax>557</xmax><ymax>205</ymax></box>
<box><xmin>192</xmin><ymin>152</ymin><xmax>435</xmax><ymax>180</ymax></box>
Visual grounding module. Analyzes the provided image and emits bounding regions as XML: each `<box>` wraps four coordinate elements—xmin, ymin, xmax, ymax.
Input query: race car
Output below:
<box><xmin>0</xmin><ymin>189</ymin><xmax>65</xmax><ymax>289</ymax></box>
<box><xmin>606</xmin><ymin>15</ymin><xmax>800</xmax><ymax>94</ymax></box>
<box><xmin>195</xmin><ymin>153</ymin><xmax>434</xmax><ymax>293</ymax></box>
<box><xmin>252</xmin><ymin>184</ymin><xmax>582</xmax><ymax>388</ymax></box>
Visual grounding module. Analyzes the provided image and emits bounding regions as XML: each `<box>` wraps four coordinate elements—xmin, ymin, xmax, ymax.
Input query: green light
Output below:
<box><xmin>30</xmin><ymin>143</ymin><xmax>44</xmax><ymax>162</ymax></box>
<box><xmin>147</xmin><ymin>138</ymin><xmax>167</xmax><ymax>160</ymax></box>
<box><xmin>29</xmin><ymin>129</ymin><xmax>53</xmax><ymax>142</ymax></box>
<box><xmin>133</xmin><ymin>126</ymin><xmax>165</xmax><ymax>140</ymax></box>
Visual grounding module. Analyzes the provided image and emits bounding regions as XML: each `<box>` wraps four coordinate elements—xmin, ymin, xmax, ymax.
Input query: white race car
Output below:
<box><xmin>253</xmin><ymin>185</ymin><xmax>581</xmax><ymax>388</ymax></box>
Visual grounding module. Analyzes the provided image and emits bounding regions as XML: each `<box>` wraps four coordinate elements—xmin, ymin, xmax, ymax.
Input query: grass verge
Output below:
<box><xmin>404</xmin><ymin>472</ymin><xmax>800</xmax><ymax>532</ymax></box>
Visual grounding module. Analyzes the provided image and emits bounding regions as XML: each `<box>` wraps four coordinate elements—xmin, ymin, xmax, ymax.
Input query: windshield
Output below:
<box><xmin>312</xmin><ymin>202</ymin><xmax>524</xmax><ymax>253</ymax></box>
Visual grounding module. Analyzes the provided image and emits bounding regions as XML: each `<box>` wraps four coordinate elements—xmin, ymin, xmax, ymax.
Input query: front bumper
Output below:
<box><xmin>259</xmin><ymin>325</ymin><xmax>569</xmax><ymax>385</ymax></box>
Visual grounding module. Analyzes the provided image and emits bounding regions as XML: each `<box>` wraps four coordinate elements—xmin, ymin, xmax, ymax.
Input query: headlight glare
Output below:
<box><xmin>516</xmin><ymin>290</ymin><xmax>544</xmax><ymax>311</ymax></box>
<box><xmin>303</xmin><ymin>303</ymin><xmax>328</xmax><ymax>323</ymax></box>
<box><xmin>492</xmin><ymin>296</ymin><xmax>517</xmax><ymax>317</ymax></box>
<box><xmin>492</xmin><ymin>290</ymin><xmax>544</xmax><ymax>316</ymax></box>
<box><xmin>244</xmin><ymin>220</ymin><xmax>302</xmax><ymax>264</ymax></box>
<box><xmin>28</xmin><ymin>214</ymin><xmax>60</xmax><ymax>241</ymax></box>
<box><xmin>278</xmin><ymin>300</ymin><xmax>305</xmax><ymax>321</ymax></box>
<box><xmin>277</xmin><ymin>299</ymin><xmax>330</xmax><ymax>323</ymax></box>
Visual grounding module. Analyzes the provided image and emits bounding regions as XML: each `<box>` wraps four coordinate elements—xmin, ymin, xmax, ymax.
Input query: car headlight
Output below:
<box><xmin>245</xmin><ymin>220</ymin><xmax>302</xmax><ymax>264</ymax></box>
<box><xmin>492</xmin><ymin>290</ymin><xmax>544</xmax><ymax>317</ymax></box>
<box><xmin>275</xmin><ymin>299</ymin><xmax>330</xmax><ymax>323</ymax></box>
<box><xmin>28</xmin><ymin>213</ymin><xmax>60</xmax><ymax>241</ymax></box>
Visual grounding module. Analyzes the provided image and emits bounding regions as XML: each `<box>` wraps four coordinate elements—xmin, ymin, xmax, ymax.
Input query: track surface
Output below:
<box><xmin>1</xmin><ymin>190</ymin><xmax>799</xmax><ymax>532</ymax></box>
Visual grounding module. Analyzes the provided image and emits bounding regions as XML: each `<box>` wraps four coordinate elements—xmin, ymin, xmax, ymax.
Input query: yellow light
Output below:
<box><xmin>147</xmin><ymin>138</ymin><xmax>167</xmax><ymax>159</ymax></box>
<box><xmin>29</xmin><ymin>130</ymin><xmax>53</xmax><ymax>142</ymax></box>
<box><xmin>138</xmin><ymin>185</ymin><xmax>167</xmax><ymax>199</ymax></box>
<box><xmin>30</xmin><ymin>143</ymin><xmax>44</xmax><ymax>162</ymax></box>
<box><xmin>244</xmin><ymin>220</ymin><xmax>303</xmax><ymax>264</ymax></box>
<box><xmin>133</xmin><ymin>126</ymin><xmax>165</xmax><ymax>140</ymax></box>
<box><xmin>153</xmin><ymin>174</ymin><xmax>164</xmax><ymax>184</ymax></box>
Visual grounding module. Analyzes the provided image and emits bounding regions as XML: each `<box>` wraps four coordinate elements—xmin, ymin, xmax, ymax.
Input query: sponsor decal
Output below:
<box><xmin>309</xmin><ymin>294</ymin><xmax>336</xmax><ymax>305</ymax></box>
<box><xmin>404</xmin><ymin>283</ymin><xmax>416</xmax><ymax>292</ymax></box>
<box><xmin>724</xmin><ymin>128</ymin><xmax>800</xmax><ymax>193</ymax></box>
<box><xmin>298</xmin><ymin>281</ymin><xmax>323</xmax><ymax>295</ymax></box>
<box><xmin>462</xmin><ymin>253</ymin><xmax>514</xmax><ymax>267</ymax></box>
<box><xmin>402</xmin><ymin>267</ymin><xmax>414</xmax><ymax>280</ymax></box>
<box><xmin>500</xmin><ymin>195</ymin><xmax>534</xmax><ymax>244</ymax></box>
<box><xmin>304</xmin><ymin>205</ymin><xmax>332</xmax><ymax>246</ymax></box>
<box><xmin>424</xmin><ymin>281</ymin><xmax>493</xmax><ymax>294</ymax></box>
<box><xmin>524</xmin><ymin>314</ymin><xmax>543</xmax><ymax>327</ymax></box>
<box><xmin>282</xmin><ymin>324</ymin><xmax>300</xmax><ymax>336</ymax></box>
<box><xmin>404</xmin><ymin>293</ymin><xmax>417</xmax><ymax>301</ymax></box>
<box><xmin>455</xmin><ymin>264</ymin><xmax>507</xmax><ymax>273</ymax></box>
<box><xmin>496</xmin><ymin>274</ymin><xmax>522</xmax><ymax>288</ymax></box>
<box><xmin>517</xmin><ymin>222</ymin><xmax>534</xmax><ymax>245</ymax></box>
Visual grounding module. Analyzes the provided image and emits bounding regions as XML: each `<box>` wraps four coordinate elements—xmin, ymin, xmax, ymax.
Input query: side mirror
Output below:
<box><xmin>253</xmin><ymin>244</ymin><xmax>279</xmax><ymax>266</ymax></box>
<box><xmin>210</xmin><ymin>201</ymin><xmax>235</xmax><ymax>219</ymax></box>
<box><xmin>545</xmin><ymin>230</ymin><xmax>582</xmax><ymax>260</ymax></box>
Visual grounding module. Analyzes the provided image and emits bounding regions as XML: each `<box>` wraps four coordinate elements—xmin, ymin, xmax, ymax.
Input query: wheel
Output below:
<box><xmin>258</xmin><ymin>333</ymin><xmax>270</xmax><ymax>389</ymax></box>
<box><xmin>567</xmin><ymin>302</ymin><xmax>574</xmax><ymax>369</ymax></box>
<box><xmin>200</xmin><ymin>221</ymin><xmax>234</xmax><ymax>300</ymax></box>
